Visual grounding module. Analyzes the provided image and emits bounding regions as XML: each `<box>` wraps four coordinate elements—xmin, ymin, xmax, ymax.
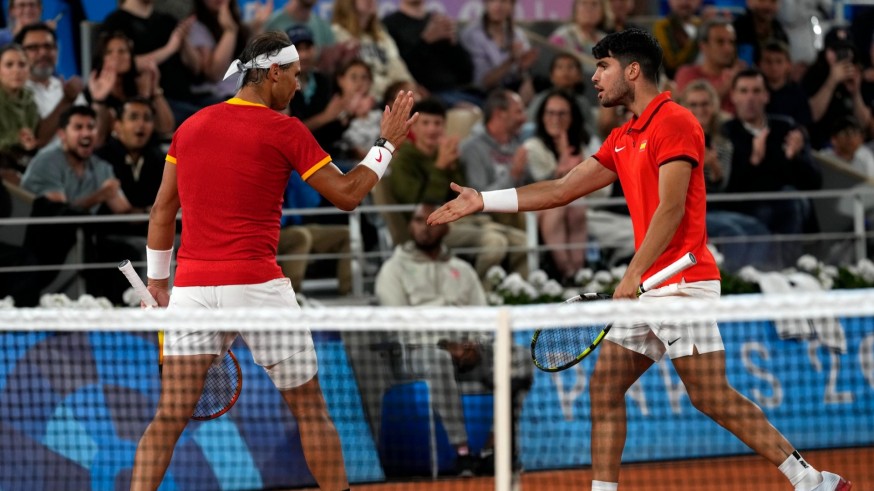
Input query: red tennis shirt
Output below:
<box><xmin>592</xmin><ymin>92</ymin><xmax>720</xmax><ymax>286</ymax></box>
<box><xmin>167</xmin><ymin>98</ymin><xmax>331</xmax><ymax>287</ymax></box>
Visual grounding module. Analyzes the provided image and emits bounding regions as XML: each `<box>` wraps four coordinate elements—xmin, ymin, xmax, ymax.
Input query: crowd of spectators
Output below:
<box><xmin>2</xmin><ymin>0</ymin><xmax>874</xmax><ymax>306</ymax></box>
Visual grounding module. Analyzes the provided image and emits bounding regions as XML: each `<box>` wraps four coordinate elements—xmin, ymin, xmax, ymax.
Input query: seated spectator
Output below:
<box><xmin>802</xmin><ymin>26</ymin><xmax>872</xmax><ymax>149</ymax></box>
<box><xmin>760</xmin><ymin>40</ymin><xmax>813</xmax><ymax>130</ymax></box>
<box><xmin>607</xmin><ymin>0</ymin><xmax>640</xmax><ymax>33</ymax></box>
<box><xmin>460</xmin><ymin>0</ymin><xmax>537</xmax><ymax>103</ymax></box>
<box><xmin>265</xmin><ymin>0</ymin><xmax>334</xmax><ymax>47</ymax></box>
<box><xmin>732</xmin><ymin>0</ymin><xmax>789</xmax><ymax>66</ymax></box>
<box><xmin>522</xmin><ymin>89</ymin><xmax>592</xmax><ymax>280</ymax></box>
<box><xmin>94</xmin><ymin>97</ymin><xmax>164</xmax><ymax>234</ymax></box>
<box><xmin>375</xmin><ymin>201</ymin><xmax>532</xmax><ymax>475</ymax></box>
<box><xmin>460</xmin><ymin>88</ymin><xmax>528</xmax><ymax>230</ymax></box>
<box><xmin>382</xmin><ymin>0</ymin><xmax>478</xmax><ymax>107</ymax></box>
<box><xmin>0</xmin><ymin>44</ymin><xmax>40</xmax><ymax>173</ymax></box>
<box><xmin>678</xmin><ymin>79</ymin><xmax>774</xmax><ymax>271</ymax></box>
<box><xmin>389</xmin><ymin>98</ymin><xmax>528</xmax><ymax>283</ymax></box>
<box><xmin>675</xmin><ymin>19</ymin><xmax>743</xmax><ymax>115</ymax></box>
<box><xmin>821</xmin><ymin>116</ymin><xmax>874</xmax><ymax>177</ymax></box>
<box><xmin>187</xmin><ymin>0</ymin><xmax>253</xmax><ymax>101</ymax></box>
<box><xmin>548</xmin><ymin>0</ymin><xmax>608</xmax><ymax>107</ymax></box>
<box><xmin>87</xmin><ymin>32</ymin><xmax>175</xmax><ymax>142</ymax></box>
<box><xmin>100</xmin><ymin>0</ymin><xmax>204</xmax><ymax>124</ymax></box>
<box><xmin>331</xmin><ymin>0</ymin><xmax>414</xmax><ymax>100</ymax></box>
<box><xmin>652</xmin><ymin>0</ymin><xmax>704</xmax><ymax>79</ymax></box>
<box><xmin>15</xmin><ymin>23</ymin><xmax>85</xmax><ymax>126</ymax></box>
<box><xmin>723</xmin><ymin>69</ymin><xmax>821</xmax><ymax>264</ymax></box>
<box><xmin>526</xmin><ymin>53</ymin><xmax>597</xmax><ymax>138</ymax></box>
<box><xmin>287</xmin><ymin>25</ymin><xmax>336</xmax><ymax>127</ymax></box>
<box><xmin>20</xmin><ymin>106</ymin><xmax>134</xmax><ymax>296</ymax></box>
<box><xmin>0</xmin><ymin>0</ymin><xmax>56</xmax><ymax>46</ymax></box>
<box><xmin>278</xmin><ymin>171</ymin><xmax>352</xmax><ymax>295</ymax></box>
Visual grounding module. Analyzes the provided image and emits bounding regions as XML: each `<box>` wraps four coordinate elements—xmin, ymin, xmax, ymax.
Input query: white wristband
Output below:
<box><xmin>481</xmin><ymin>188</ymin><xmax>519</xmax><ymax>213</ymax></box>
<box><xmin>146</xmin><ymin>246</ymin><xmax>173</xmax><ymax>280</ymax></box>
<box><xmin>359</xmin><ymin>145</ymin><xmax>392</xmax><ymax>180</ymax></box>
<box><xmin>378</xmin><ymin>139</ymin><xmax>395</xmax><ymax>154</ymax></box>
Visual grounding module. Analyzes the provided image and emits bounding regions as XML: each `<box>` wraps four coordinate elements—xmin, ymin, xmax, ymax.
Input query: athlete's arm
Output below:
<box><xmin>145</xmin><ymin>161</ymin><xmax>180</xmax><ymax>302</ymax></box>
<box><xmin>612</xmin><ymin>161</ymin><xmax>692</xmax><ymax>299</ymax></box>
<box><xmin>305</xmin><ymin>91</ymin><xmax>418</xmax><ymax>211</ymax></box>
<box><xmin>427</xmin><ymin>156</ymin><xmax>616</xmax><ymax>225</ymax></box>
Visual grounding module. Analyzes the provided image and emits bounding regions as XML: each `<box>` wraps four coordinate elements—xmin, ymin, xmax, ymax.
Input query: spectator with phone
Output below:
<box><xmin>802</xmin><ymin>26</ymin><xmax>873</xmax><ymax>148</ymax></box>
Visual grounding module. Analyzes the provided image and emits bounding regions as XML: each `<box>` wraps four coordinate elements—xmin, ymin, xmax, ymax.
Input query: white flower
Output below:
<box><xmin>0</xmin><ymin>296</ymin><xmax>14</xmax><ymax>309</ymax></box>
<box><xmin>738</xmin><ymin>266</ymin><xmax>761</xmax><ymax>283</ymax></box>
<box><xmin>707</xmin><ymin>243</ymin><xmax>724</xmax><ymax>267</ymax></box>
<box><xmin>122</xmin><ymin>287</ymin><xmax>140</xmax><ymax>307</ymax></box>
<box><xmin>574</xmin><ymin>268</ymin><xmax>593</xmax><ymax>285</ymax></box>
<box><xmin>797</xmin><ymin>254</ymin><xmax>818</xmax><ymax>272</ymax></box>
<box><xmin>487</xmin><ymin>292</ymin><xmax>504</xmax><ymax>305</ymax></box>
<box><xmin>40</xmin><ymin>293</ymin><xmax>71</xmax><ymax>308</ymax></box>
<box><xmin>500</xmin><ymin>273</ymin><xmax>529</xmax><ymax>296</ymax></box>
<box><xmin>818</xmin><ymin>271</ymin><xmax>834</xmax><ymax>290</ymax></box>
<box><xmin>857</xmin><ymin>258</ymin><xmax>874</xmax><ymax>283</ymax></box>
<box><xmin>528</xmin><ymin>270</ymin><xmax>549</xmax><ymax>289</ymax></box>
<box><xmin>821</xmin><ymin>265</ymin><xmax>838</xmax><ymax>279</ymax></box>
<box><xmin>76</xmin><ymin>294</ymin><xmax>98</xmax><ymax>309</ymax></box>
<box><xmin>486</xmin><ymin>266</ymin><xmax>507</xmax><ymax>287</ymax></box>
<box><xmin>542</xmin><ymin>279</ymin><xmax>563</xmax><ymax>297</ymax></box>
<box><xmin>594</xmin><ymin>270</ymin><xmax>613</xmax><ymax>284</ymax></box>
<box><xmin>95</xmin><ymin>297</ymin><xmax>113</xmax><ymax>309</ymax></box>
<box><xmin>610</xmin><ymin>265</ymin><xmax>627</xmax><ymax>280</ymax></box>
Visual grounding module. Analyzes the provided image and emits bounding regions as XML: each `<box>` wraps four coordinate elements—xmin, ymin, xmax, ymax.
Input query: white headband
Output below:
<box><xmin>223</xmin><ymin>45</ymin><xmax>300</xmax><ymax>90</ymax></box>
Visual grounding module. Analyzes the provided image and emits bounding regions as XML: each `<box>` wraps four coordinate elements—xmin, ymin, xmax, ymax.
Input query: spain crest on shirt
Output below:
<box><xmin>639</xmin><ymin>140</ymin><xmax>648</xmax><ymax>152</ymax></box>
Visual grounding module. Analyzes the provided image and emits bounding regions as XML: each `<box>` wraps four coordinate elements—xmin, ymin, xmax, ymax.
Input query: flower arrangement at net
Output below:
<box><xmin>484</xmin><ymin>265</ymin><xmax>628</xmax><ymax>305</ymax></box>
<box><xmin>726</xmin><ymin>255</ymin><xmax>874</xmax><ymax>293</ymax></box>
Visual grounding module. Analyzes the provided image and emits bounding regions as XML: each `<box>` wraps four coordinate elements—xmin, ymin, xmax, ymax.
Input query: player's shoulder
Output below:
<box><xmin>657</xmin><ymin>101</ymin><xmax>702</xmax><ymax>131</ymax></box>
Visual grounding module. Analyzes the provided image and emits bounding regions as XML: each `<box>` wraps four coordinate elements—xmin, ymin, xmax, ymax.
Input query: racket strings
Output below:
<box><xmin>532</xmin><ymin>325</ymin><xmax>603</xmax><ymax>368</ymax></box>
<box><xmin>193</xmin><ymin>353</ymin><xmax>240</xmax><ymax>419</ymax></box>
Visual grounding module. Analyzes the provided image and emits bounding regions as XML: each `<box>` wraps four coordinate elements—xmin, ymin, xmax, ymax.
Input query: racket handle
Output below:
<box><xmin>639</xmin><ymin>252</ymin><xmax>697</xmax><ymax>293</ymax></box>
<box><xmin>118</xmin><ymin>259</ymin><xmax>159</xmax><ymax>308</ymax></box>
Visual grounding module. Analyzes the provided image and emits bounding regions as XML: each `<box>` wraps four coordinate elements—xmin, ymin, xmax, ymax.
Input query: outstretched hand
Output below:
<box><xmin>380</xmin><ymin>91</ymin><xmax>419</xmax><ymax>150</ymax></box>
<box><xmin>426</xmin><ymin>182</ymin><xmax>482</xmax><ymax>225</ymax></box>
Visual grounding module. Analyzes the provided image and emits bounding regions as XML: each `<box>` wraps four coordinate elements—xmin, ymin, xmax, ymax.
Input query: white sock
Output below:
<box><xmin>592</xmin><ymin>480</ymin><xmax>618</xmax><ymax>491</ymax></box>
<box><xmin>778</xmin><ymin>451</ymin><xmax>822</xmax><ymax>490</ymax></box>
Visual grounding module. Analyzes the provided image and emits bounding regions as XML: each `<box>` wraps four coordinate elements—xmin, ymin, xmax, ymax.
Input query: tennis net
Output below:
<box><xmin>1</xmin><ymin>290</ymin><xmax>872</xmax><ymax>490</ymax></box>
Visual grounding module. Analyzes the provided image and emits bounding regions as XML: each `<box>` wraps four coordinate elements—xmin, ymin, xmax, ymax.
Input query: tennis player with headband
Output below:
<box><xmin>130</xmin><ymin>31</ymin><xmax>417</xmax><ymax>491</ymax></box>
<box><xmin>428</xmin><ymin>29</ymin><xmax>850</xmax><ymax>491</ymax></box>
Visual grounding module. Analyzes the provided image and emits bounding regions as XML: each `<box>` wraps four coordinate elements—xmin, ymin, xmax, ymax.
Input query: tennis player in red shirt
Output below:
<box><xmin>131</xmin><ymin>32</ymin><xmax>417</xmax><ymax>491</ymax></box>
<box><xmin>428</xmin><ymin>29</ymin><xmax>850</xmax><ymax>491</ymax></box>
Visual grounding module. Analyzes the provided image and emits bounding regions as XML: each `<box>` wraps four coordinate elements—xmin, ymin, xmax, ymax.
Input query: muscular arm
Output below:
<box><xmin>304</xmin><ymin>162</ymin><xmax>379</xmax><ymax>211</ymax></box>
<box><xmin>146</xmin><ymin>162</ymin><xmax>180</xmax><ymax>288</ymax></box>
<box><xmin>517</xmin><ymin>157</ymin><xmax>617</xmax><ymax>211</ymax></box>
<box><xmin>613</xmin><ymin>161</ymin><xmax>691</xmax><ymax>299</ymax></box>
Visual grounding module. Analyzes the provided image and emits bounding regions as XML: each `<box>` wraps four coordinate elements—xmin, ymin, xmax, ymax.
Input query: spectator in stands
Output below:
<box><xmin>527</xmin><ymin>53</ymin><xmax>597</xmax><ymax>137</ymax></box>
<box><xmin>460</xmin><ymin>88</ymin><xmax>528</xmax><ymax>230</ymax></box>
<box><xmin>460</xmin><ymin>0</ymin><xmax>537</xmax><ymax>103</ymax></box>
<box><xmin>336</xmin><ymin>59</ymin><xmax>382</xmax><ymax>164</ymax></box>
<box><xmin>760</xmin><ymin>40</ymin><xmax>813</xmax><ymax>130</ymax></box>
<box><xmin>0</xmin><ymin>44</ymin><xmax>40</xmax><ymax>171</ymax></box>
<box><xmin>389</xmin><ymin>98</ymin><xmax>528</xmax><ymax>283</ymax></box>
<box><xmin>777</xmin><ymin>0</ymin><xmax>834</xmax><ymax>77</ymax></box>
<box><xmin>265</xmin><ymin>0</ymin><xmax>333</xmax><ymax>47</ymax></box>
<box><xmin>549</xmin><ymin>0</ymin><xmax>609</xmax><ymax>106</ymax></box>
<box><xmin>287</xmin><ymin>25</ymin><xmax>335</xmax><ymax>126</ymax></box>
<box><xmin>724</xmin><ymin>69</ymin><xmax>821</xmax><ymax>262</ymax></box>
<box><xmin>676</xmin><ymin>19</ymin><xmax>743</xmax><ymax>115</ymax></box>
<box><xmin>382</xmin><ymin>0</ymin><xmax>478</xmax><ymax>107</ymax></box>
<box><xmin>679</xmin><ymin>79</ymin><xmax>774</xmax><ymax>271</ymax></box>
<box><xmin>522</xmin><ymin>89</ymin><xmax>592</xmax><ymax>280</ymax></box>
<box><xmin>187</xmin><ymin>0</ymin><xmax>253</xmax><ymax>101</ymax></box>
<box><xmin>20</xmin><ymin>105</ymin><xmax>133</xmax><ymax>295</ymax></box>
<box><xmin>0</xmin><ymin>0</ymin><xmax>57</xmax><ymax>46</ymax></box>
<box><xmin>331</xmin><ymin>0</ymin><xmax>414</xmax><ymax>100</ymax></box>
<box><xmin>100</xmin><ymin>0</ymin><xmax>204</xmax><ymax>124</ymax></box>
<box><xmin>94</xmin><ymin>97</ymin><xmax>164</xmax><ymax>233</ymax></box>
<box><xmin>802</xmin><ymin>26</ymin><xmax>873</xmax><ymax>149</ymax></box>
<box><xmin>652</xmin><ymin>0</ymin><xmax>704</xmax><ymax>79</ymax></box>
<box><xmin>278</xmin><ymin>171</ymin><xmax>352</xmax><ymax>295</ymax></box>
<box><xmin>375</xmin><ymin>201</ymin><xmax>532</xmax><ymax>475</ymax></box>
<box><xmin>15</xmin><ymin>23</ymin><xmax>85</xmax><ymax>126</ymax></box>
<box><xmin>86</xmin><ymin>31</ymin><xmax>175</xmax><ymax>140</ymax></box>
<box><xmin>607</xmin><ymin>0</ymin><xmax>640</xmax><ymax>33</ymax></box>
<box><xmin>822</xmin><ymin>116</ymin><xmax>874</xmax><ymax>178</ymax></box>
<box><xmin>732</xmin><ymin>0</ymin><xmax>789</xmax><ymax>66</ymax></box>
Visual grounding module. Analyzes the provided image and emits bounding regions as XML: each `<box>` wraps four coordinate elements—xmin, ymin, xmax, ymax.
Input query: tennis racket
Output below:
<box><xmin>118</xmin><ymin>260</ymin><xmax>243</xmax><ymax>421</ymax></box>
<box><xmin>531</xmin><ymin>253</ymin><xmax>697</xmax><ymax>372</ymax></box>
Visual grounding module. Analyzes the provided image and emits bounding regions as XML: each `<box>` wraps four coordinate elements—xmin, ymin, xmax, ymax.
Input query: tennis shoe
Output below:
<box><xmin>806</xmin><ymin>471</ymin><xmax>851</xmax><ymax>491</ymax></box>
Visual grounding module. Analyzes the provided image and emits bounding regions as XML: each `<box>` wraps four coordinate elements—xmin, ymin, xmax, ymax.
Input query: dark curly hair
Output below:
<box><xmin>592</xmin><ymin>28</ymin><xmax>663</xmax><ymax>83</ymax></box>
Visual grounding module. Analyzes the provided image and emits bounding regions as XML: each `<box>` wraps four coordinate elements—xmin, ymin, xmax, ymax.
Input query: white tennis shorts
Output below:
<box><xmin>604</xmin><ymin>279</ymin><xmax>723</xmax><ymax>361</ymax></box>
<box><xmin>164</xmin><ymin>277</ymin><xmax>318</xmax><ymax>387</ymax></box>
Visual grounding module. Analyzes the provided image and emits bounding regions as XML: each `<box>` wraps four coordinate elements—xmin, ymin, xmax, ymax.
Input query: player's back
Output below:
<box><xmin>167</xmin><ymin>99</ymin><xmax>330</xmax><ymax>287</ymax></box>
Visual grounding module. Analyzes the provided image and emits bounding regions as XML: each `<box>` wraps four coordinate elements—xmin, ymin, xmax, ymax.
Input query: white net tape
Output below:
<box><xmin>2</xmin><ymin>289</ymin><xmax>873</xmax><ymax>331</ymax></box>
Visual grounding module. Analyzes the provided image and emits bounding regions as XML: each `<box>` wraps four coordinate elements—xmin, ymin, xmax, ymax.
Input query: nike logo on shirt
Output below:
<box><xmin>667</xmin><ymin>337</ymin><xmax>681</xmax><ymax>346</ymax></box>
<box><xmin>614</xmin><ymin>146</ymin><xmax>626</xmax><ymax>152</ymax></box>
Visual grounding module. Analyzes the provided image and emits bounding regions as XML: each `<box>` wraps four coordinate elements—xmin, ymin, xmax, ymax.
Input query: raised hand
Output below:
<box><xmin>62</xmin><ymin>76</ymin><xmax>84</xmax><ymax>103</ymax></box>
<box><xmin>426</xmin><ymin>182</ymin><xmax>482</xmax><ymax>225</ymax></box>
<box><xmin>88</xmin><ymin>65</ymin><xmax>116</xmax><ymax>102</ymax></box>
<box><xmin>379</xmin><ymin>90</ymin><xmax>419</xmax><ymax>149</ymax></box>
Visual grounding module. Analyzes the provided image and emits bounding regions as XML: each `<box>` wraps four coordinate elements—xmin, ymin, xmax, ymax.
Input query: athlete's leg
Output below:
<box><xmin>279</xmin><ymin>374</ymin><xmax>349</xmax><ymax>491</ymax></box>
<box><xmin>589</xmin><ymin>339</ymin><xmax>655</xmax><ymax>483</ymax></box>
<box><xmin>131</xmin><ymin>353</ymin><xmax>216</xmax><ymax>491</ymax></box>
